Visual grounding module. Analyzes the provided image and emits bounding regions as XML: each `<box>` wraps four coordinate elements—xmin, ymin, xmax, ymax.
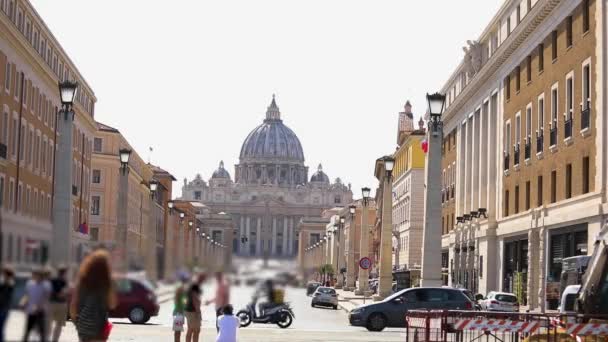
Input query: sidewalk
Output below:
<box><xmin>336</xmin><ymin>288</ymin><xmax>375</xmax><ymax>312</ymax></box>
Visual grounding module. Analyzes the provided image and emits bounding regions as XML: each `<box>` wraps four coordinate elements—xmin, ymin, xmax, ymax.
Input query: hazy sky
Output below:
<box><xmin>31</xmin><ymin>0</ymin><xmax>503</xmax><ymax>199</ymax></box>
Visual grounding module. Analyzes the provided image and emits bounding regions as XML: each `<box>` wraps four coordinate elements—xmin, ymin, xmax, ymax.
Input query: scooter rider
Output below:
<box><xmin>254</xmin><ymin>279</ymin><xmax>276</xmax><ymax>316</ymax></box>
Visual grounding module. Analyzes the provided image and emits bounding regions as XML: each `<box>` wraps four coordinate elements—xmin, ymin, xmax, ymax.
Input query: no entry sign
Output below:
<box><xmin>359</xmin><ymin>257</ymin><xmax>371</xmax><ymax>270</ymax></box>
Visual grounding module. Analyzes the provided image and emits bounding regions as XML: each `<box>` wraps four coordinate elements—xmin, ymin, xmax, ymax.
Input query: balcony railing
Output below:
<box><xmin>513</xmin><ymin>143</ymin><xmax>520</xmax><ymax>166</ymax></box>
<box><xmin>550</xmin><ymin>126</ymin><xmax>557</xmax><ymax>146</ymax></box>
<box><xmin>564</xmin><ymin>116</ymin><xmax>573</xmax><ymax>139</ymax></box>
<box><xmin>503</xmin><ymin>153</ymin><xmax>510</xmax><ymax>171</ymax></box>
<box><xmin>581</xmin><ymin>102</ymin><xmax>590</xmax><ymax>130</ymax></box>
<box><xmin>450</xmin><ymin>184</ymin><xmax>455</xmax><ymax>199</ymax></box>
<box><xmin>536</xmin><ymin>131</ymin><xmax>544</xmax><ymax>153</ymax></box>
<box><xmin>524</xmin><ymin>137</ymin><xmax>531</xmax><ymax>160</ymax></box>
<box><xmin>0</xmin><ymin>143</ymin><xmax>6</xmax><ymax>159</ymax></box>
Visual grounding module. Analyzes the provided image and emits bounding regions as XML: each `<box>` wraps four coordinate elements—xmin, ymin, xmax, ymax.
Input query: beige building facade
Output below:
<box><xmin>438</xmin><ymin>0</ymin><xmax>607</xmax><ymax>310</ymax></box>
<box><xmin>0</xmin><ymin>0</ymin><xmax>96</xmax><ymax>269</ymax></box>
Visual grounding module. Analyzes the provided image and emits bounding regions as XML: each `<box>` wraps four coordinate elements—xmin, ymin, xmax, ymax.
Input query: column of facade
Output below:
<box><xmin>271</xmin><ymin>217</ymin><xmax>277</xmax><ymax>255</ymax></box>
<box><xmin>282</xmin><ymin>217</ymin><xmax>288</xmax><ymax>257</ymax></box>
<box><xmin>473</xmin><ymin>109</ymin><xmax>480</xmax><ymax>211</ymax></box>
<box><xmin>479</xmin><ymin>102</ymin><xmax>489</xmax><ymax>210</ymax></box>
<box><xmin>466</xmin><ymin>116</ymin><xmax>473</xmax><ymax>213</ymax></box>
<box><xmin>538</xmin><ymin>225</ymin><xmax>547</xmax><ymax>312</ymax></box>
<box><xmin>287</xmin><ymin>217</ymin><xmax>293</xmax><ymax>256</ymax></box>
<box><xmin>245</xmin><ymin>216</ymin><xmax>251</xmax><ymax>256</ymax></box>
<box><xmin>458</xmin><ymin>123</ymin><xmax>467</xmax><ymax>216</ymax></box>
<box><xmin>256</xmin><ymin>217</ymin><xmax>262</xmax><ymax>257</ymax></box>
<box><xmin>355</xmin><ymin>204</ymin><xmax>371</xmax><ymax>295</ymax></box>
<box><xmin>527</xmin><ymin>228</ymin><xmax>539</xmax><ymax>309</ymax></box>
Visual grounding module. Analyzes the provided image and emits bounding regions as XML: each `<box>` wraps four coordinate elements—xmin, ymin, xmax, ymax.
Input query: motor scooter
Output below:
<box><xmin>236</xmin><ymin>297</ymin><xmax>294</xmax><ymax>329</ymax></box>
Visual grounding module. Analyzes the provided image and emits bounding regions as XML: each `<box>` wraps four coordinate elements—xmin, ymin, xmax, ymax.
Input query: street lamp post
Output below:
<box><xmin>116</xmin><ymin>148</ymin><xmax>131</xmax><ymax>272</ymax></box>
<box><xmin>355</xmin><ymin>187</ymin><xmax>372</xmax><ymax>296</ymax></box>
<box><xmin>420</xmin><ymin>92</ymin><xmax>446</xmax><ymax>287</ymax></box>
<box><xmin>345</xmin><ymin>205</ymin><xmax>357</xmax><ymax>291</ymax></box>
<box><xmin>51</xmin><ymin>80</ymin><xmax>78</xmax><ymax>267</ymax></box>
<box><xmin>375</xmin><ymin>156</ymin><xmax>395</xmax><ymax>301</ymax></box>
<box><xmin>335</xmin><ymin>216</ymin><xmax>345</xmax><ymax>288</ymax></box>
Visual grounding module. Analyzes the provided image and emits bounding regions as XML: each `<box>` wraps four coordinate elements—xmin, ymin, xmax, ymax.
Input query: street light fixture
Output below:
<box><xmin>349</xmin><ymin>205</ymin><xmax>356</xmax><ymax>216</ymax></box>
<box><xmin>362</xmin><ymin>187</ymin><xmax>371</xmax><ymax>206</ymax></box>
<box><xmin>119</xmin><ymin>148</ymin><xmax>131</xmax><ymax>175</ymax></box>
<box><xmin>58</xmin><ymin>80</ymin><xmax>78</xmax><ymax>118</ymax></box>
<box><xmin>179</xmin><ymin>211</ymin><xmax>185</xmax><ymax>223</ymax></box>
<box><xmin>167</xmin><ymin>200</ymin><xmax>174</xmax><ymax>215</ymax></box>
<box><xmin>382</xmin><ymin>156</ymin><xmax>395</xmax><ymax>179</ymax></box>
<box><xmin>426</xmin><ymin>92</ymin><xmax>446</xmax><ymax>136</ymax></box>
<box><xmin>149</xmin><ymin>180</ymin><xmax>158</xmax><ymax>198</ymax></box>
<box><xmin>340</xmin><ymin>216</ymin><xmax>345</xmax><ymax>225</ymax></box>
<box><xmin>188</xmin><ymin>221</ymin><xmax>193</xmax><ymax>228</ymax></box>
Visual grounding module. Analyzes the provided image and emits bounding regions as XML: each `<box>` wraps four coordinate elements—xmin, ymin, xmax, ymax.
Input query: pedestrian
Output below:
<box><xmin>0</xmin><ymin>265</ymin><xmax>15</xmax><ymax>342</ymax></box>
<box><xmin>48</xmin><ymin>266</ymin><xmax>69</xmax><ymax>342</ymax></box>
<box><xmin>184</xmin><ymin>273</ymin><xmax>206</xmax><ymax>342</ymax></box>
<box><xmin>215</xmin><ymin>304</ymin><xmax>239</xmax><ymax>342</ymax></box>
<box><xmin>21</xmin><ymin>268</ymin><xmax>50</xmax><ymax>342</ymax></box>
<box><xmin>172</xmin><ymin>273</ymin><xmax>189</xmax><ymax>342</ymax></box>
<box><xmin>206</xmin><ymin>272</ymin><xmax>230</xmax><ymax>332</ymax></box>
<box><xmin>70</xmin><ymin>249</ymin><xmax>117</xmax><ymax>342</ymax></box>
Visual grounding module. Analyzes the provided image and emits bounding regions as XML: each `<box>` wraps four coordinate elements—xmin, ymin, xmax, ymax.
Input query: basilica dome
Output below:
<box><xmin>239</xmin><ymin>96</ymin><xmax>305</xmax><ymax>164</ymax></box>
<box><xmin>211</xmin><ymin>161</ymin><xmax>231</xmax><ymax>179</ymax></box>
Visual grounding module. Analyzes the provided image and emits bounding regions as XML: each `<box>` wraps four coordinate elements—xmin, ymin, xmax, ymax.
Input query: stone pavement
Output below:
<box><xmin>336</xmin><ymin>288</ymin><xmax>375</xmax><ymax>312</ymax></box>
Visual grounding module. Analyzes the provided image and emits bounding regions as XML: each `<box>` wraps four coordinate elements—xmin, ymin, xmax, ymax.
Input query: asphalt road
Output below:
<box><xmin>6</xmin><ymin>282</ymin><xmax>407</xmax><ymax>341</ymax></box>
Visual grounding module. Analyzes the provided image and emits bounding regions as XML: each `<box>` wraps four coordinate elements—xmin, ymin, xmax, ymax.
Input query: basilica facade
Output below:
<box><xmin>181</xmin><ymin>97</ymin><xmax>352</xmax><ymax>258</ymax></box>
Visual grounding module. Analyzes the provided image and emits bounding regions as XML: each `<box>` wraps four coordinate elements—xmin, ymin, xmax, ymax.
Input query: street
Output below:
<box><xmin>5</xmin><ymin>282</ymin><xmax>406</xmax><ymax>342</ymax></box>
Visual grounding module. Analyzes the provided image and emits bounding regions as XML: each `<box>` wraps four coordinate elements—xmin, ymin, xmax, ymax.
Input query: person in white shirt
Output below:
<box><xmin>216</xmin><ymin>304</ymin><xmax>239</xmax><ymax>342</ymax></box>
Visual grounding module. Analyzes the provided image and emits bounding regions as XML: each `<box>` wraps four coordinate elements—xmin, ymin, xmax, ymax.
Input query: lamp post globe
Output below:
<box><xmin>349</xmin><ymin>205</ymin><xmax>356</xmax><ymax>216</ymax></box>
<box><xmin>119</xmin><ymin>148</ymin><xmax>131</xmax><ymax>174</ymax></box>
<box><xmin>362</xmin><ymin>187</ymin><xmax>371</xmax><ymax>201</ymax></box>
<box><xmin>58</xmin><ymin>80</ymin><xmax>78</xmax><ymax>108</ymax></box>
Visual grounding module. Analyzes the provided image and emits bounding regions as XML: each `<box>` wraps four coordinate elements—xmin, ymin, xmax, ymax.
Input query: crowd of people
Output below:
<box><xmin>0</xmin><ymin>248</ymin><xmax>240</xmax><ymax>342</ymax></box>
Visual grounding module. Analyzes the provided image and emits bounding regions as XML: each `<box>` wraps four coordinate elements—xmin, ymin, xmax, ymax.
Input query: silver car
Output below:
<box><xmin>311</xmin><ymin>287</ymin><xmax>339</xmax><ymax>310</ymax></box>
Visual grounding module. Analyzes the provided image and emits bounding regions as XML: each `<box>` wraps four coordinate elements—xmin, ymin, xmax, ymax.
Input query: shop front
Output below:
<box><xmin>502</xmin><ymin>236</ymin><xmax>528</xmax><ymax>305</ymax></box>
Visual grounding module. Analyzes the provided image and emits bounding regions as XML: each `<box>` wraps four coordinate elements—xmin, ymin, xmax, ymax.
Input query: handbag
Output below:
<box><xmin>173</xmin><ymin>313</ymin><xmax>185</xmax><ymax>332</ymax></box>
<box><xmin>102</xmin><ymin>321</ymin><xmax>113</xmax><ymax>340</ymax></box>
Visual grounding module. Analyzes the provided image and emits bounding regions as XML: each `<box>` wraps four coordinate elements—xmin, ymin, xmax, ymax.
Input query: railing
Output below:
<box><xmin>550</xmin><ymin>126</ymin><xmax>557</xmax><ymax>146</ymax></box>
<box><xmin>513</xmin><ymin>143</ymin><xmax>520</xmax><ymax>166</ymax></box>
<box><xmin>524</xmin><ymin>137</ymin><xmax>531</xmax><ymax>160</ymax></box>
<box><xmin>581</xmin><ymin>102</ymin><xmax>590</xmax><ymax>130</ymax></box>
<box><xmin>404</xmin><ymin>310</ymin><xmax>608</xmax><ymax>342</ymax></box>
<box><xmin>0</xmin><ymin>142</ymin><xmax>6</xmax><ymax>159</ymax></box>
<box><xmin>536</xmin><ymin>131</ymin><xmax>543</xmax><ymax>153</ymax></box>
<box><xmin>564</xmin><ymin>116</ymin><xmax>573</xmax><ymax>139</ymax></box>
<box><xmin>503</xmin><ymin>153</ymin><xmax>510</xmax><ymax>171</ymax></box>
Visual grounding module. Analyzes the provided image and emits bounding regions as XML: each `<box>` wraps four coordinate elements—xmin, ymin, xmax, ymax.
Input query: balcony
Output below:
<box><xmin>581</xmin><ymin>101</ymin><xmax>590</xmax><ymax>134</ymax></box>
<box><xmin>564</xmin><ymin>114</ymin><xmax>573</xmax><ymax>142</ymax></box>
<box><xmin>0</xmin><ymin>143</ymin><xmax>6</xmax><ymax>160</ymax></box>
<box><xmin>549</xmin><ymin>126</ymin><xmax>557</xmax><ymax>149</ymax></box>
<box><xmin>513</xmin><ymin>143</ymin><xmax>520</xmax><ymax>168</ymax></box>
<box><xmin>536</xmin><ymin>131</ymin><xmax>544</xmax><ymax>154</ymax></box>
<box><xmin>503</xmin><ymin>153</ymin><xmax>510</xmax><ymax>172</ymax></box>
<box><xmin>524</xmin><ymin>137</ymin><xmax>531</xmax><ymax>161</ymax></box>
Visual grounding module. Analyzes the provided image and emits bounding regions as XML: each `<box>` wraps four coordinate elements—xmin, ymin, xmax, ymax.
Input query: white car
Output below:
<box><xmin>311</xmin><ymin>286</ymin><xmax>339</xmax><ymax>309</ymax></box>
<box><xmin>480</xmin><ymin>291</ymin><xmax>519</xmax><ymax>312</ymax></box>
<box><xmin>559</xmin><ymin>285</ymin><xmax>581</xmax><ymax>314</ymax></box>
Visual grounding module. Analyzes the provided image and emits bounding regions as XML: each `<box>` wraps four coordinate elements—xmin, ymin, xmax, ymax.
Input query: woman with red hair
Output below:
<box><xmin>70</xmin><ymin>250</ymin><xmax>117</xmax><ymax>342</ymax></box>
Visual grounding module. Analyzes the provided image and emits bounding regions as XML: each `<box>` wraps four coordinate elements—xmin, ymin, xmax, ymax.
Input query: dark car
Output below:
<box><xmin>349</xmin><ymin>287</ymin><xmax>474</xmax><ymax>331</ymax></box>
<box><xmin>306</xmin><ymin>281</ymin><xmax>322</xmax><ymax>296</ymax></box>
<box><xmin>67</xmin><ymin>276</ymin><xmax>159</xmax><ymax>324</ymax></box>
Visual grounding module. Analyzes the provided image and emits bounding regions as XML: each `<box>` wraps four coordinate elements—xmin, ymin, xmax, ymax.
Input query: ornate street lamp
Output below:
<box><xmin>362</xmin><ymin>187</ymin><xmax>371</xmax><ymax>206</ymax></box>
<box><xmin>149</xmin><ymin>180</ymin><xmax>158</xmax><ymax>198</ymax></box>
<box><xmin>58</xmin><ymin>80</ymin><xmax>78</xmax><ymax>119</ymax></box>
<box><xmin>167</xmin><ymin>200</ymin><xmax>174</xmax><ymax>215</ymax></box>
<box><xmin>426</xmin><ymin>92</ymin><xmax>446</xmax><ymax>136</ymax></box>
<box><xmin>349</xmin><ymin>205</ymin><xmax>356</xmax><ymax>217</ymax></box>
<box><xmin>179</xmin><ymin>211</ymin><xmax>185</xmax><ymax>223</ymax></box>
<box><xmin>188</xmin><ymin>221</ymin><xmax>193</xmax><ymax>228</ymax></box>
<box><xmin>382</xmin><ymin>156</ymin><xmax>395</xmax><ymax>179</ymax></box>
<box><xmin>119</xmin><ymin>148</ymin><xmax>131</xmax><ymax>175</ymax></box>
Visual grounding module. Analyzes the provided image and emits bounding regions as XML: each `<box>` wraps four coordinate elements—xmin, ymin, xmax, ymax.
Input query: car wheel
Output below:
<box><xmin>128</xmin><ymin>306</ymin><xmax>149</xmax><ymax>324</ymax></box>
<box><xmin>311</xmin><ymin>302</ymin><xmax>315</xmax><ymax>308</ymax></box>
<box><xmin>366</xmin><ymin>313</ymin><xmax>387</xmax><ymax>332</ymax></box>
<box><xmin>333</xmin><ymin>305</ymin><xmax>338</xmax><ymax>310</ymax></box>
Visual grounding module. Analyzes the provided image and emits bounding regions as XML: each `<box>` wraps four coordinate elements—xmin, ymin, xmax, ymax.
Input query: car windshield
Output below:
<box><xmin>462</xmin><ymin>290</ymin><xmax>475</xmax><ymax>301</ymax></box>
<box><xmin>383</xmin><ymin>289</ymin><xmax>407</xmax><ymax>302</ymax></box>
<box><xmin>140</xmin><ymin>279</ymin><xmax>156</xmax><ymax>292</ymax></box>
<box><xmin>495</xmin><ymin>294</ymin><xmax>518</xmax><ymax>303</ymax></box>
<box><xmin>317</xmin><ymin>287</ymin><xmax>336</xmax><ymax>295</ymax></box>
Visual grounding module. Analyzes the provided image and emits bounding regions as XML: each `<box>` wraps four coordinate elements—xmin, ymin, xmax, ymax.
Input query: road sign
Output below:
<box><xmin>359</xmin><ymin>257</ymin><xmax>371</xmax><ymax>270</ymax></box>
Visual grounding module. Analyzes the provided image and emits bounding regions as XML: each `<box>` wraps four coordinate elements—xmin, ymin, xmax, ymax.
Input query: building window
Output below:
<box><xmin>538</xmin><ymin>44</ymin><xmax>544</xmax><ymax>72</ymax></box>
<box><xmin>194</xmin><ymin>191</ymin><xmax>202</xmax><ymax>200</ymax></box>
<box><xmin>551</xmin><ymin>170</ymin><xmax>557</xmax><ymax>203</ymax></box>
<box><xmin>507</xmin><ymin>17</ymin><xmax>511</xmax><ymax>36</ymax></box>
<box><xmin>565</xmin><ymin>163</ymin><xmax>572</xmax><ymax>199</ymax></box>
<box><xmin>582</xmin><ymin>62</ymin><xmax>591</xmax><ymax>130</ymax></box>
<box><xmin>92</xmin><ymin>169</ymin><xmax>101</xmax><ymax>184</ymax></box>
<box><xmin>4</xmin><ymin>62</ymin><xmax>10</xmax><ymax>92</ymax></box>
<box><xmin>91</xmin><ymin>195</ymin><xmax>100</xmax><ymax>215</ymax></box>
<box><xmin>504</xmin><ymin>190</ymin><xmax>510</xmax><ymax>217</ymax></box>
<box><xmin>526</xmin><ymin>56</ymin><xmax>532</xmax><ymax>82</ymax></box>
<box><xmin>550</xmin><ymin>85</ymin><xmax>558</xmax><ymax>146</ymax></box>
<box><xmin>514</xmin><ymin>185</ymin><xmax>520</xmax><ymax>214</ymax></box>
<box><xmin>505</xmin><ymin>75</ymin><xmax>511</xmax><ymax>100</ymax></box>
<box><xmin>334</xmin><ymin>195</ymin><xmax>342</xmax><ymax>204</ymax></box>
<box><xmin>583</xmin><ymin>0</ymin><xmax>590</xmax><ymax>33</ymax></box>
<box><xmin>566</xmin><ymin>16</ymin><xmax>573</xmax><ymax>47</ymax></box>
<box><xmin>515</xmin><ymin>66</ymin><xmax>521</xmax><ymax>92</ymax></box>
<box><xmin>93</xmin><ymin>137</ymin><xmax>102</xmax><ymax>152</ymax></box>
<box><xmin>516</xmin><ymin>5</ymin><xmax>521</xmax><ymax>24</ymax></box>
<box><xmin>551</xmin><ymin>30</ymin><xmax>558</xmax><ymax>61</ymax></box>
<box><xmin>525</xmin><ymin>181</ymin><xmax>531</xmax><ymax>211</ymax></box>
<box><xmin>582</xmin><ymin>156</ymin><xmax>590</xmax><ymax>194</ymax></box>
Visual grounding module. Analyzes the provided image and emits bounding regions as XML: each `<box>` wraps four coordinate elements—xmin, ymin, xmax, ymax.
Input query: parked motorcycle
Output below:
<box><xmin>236</xmin><ymin>301</ymin><xmax>294</xmax><ymax>329</ymax></box>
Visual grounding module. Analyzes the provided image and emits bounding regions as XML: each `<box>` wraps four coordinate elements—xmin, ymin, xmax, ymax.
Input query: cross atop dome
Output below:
<box><xmin>266</xmin><ymin>94</ymin><xmax>281</xmax><ymax>121</ymax></box>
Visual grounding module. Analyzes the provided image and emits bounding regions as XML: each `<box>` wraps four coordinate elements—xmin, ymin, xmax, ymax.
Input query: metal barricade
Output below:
<box><xmin>405</xmin><ymin>310</ymin><xmax>608</xmax><ymax>342</ymax></box>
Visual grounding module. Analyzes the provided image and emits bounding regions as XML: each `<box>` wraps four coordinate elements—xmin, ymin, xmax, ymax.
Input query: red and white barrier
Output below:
<box><xmin>567</xmin><ymin>323</ymin><xmax>608</xmax><ymax>336</ymax></box>
<box><xmin>454</xmin><ymin>319</ymin><xmax>541</xmax><ymax>333</ymax></box>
